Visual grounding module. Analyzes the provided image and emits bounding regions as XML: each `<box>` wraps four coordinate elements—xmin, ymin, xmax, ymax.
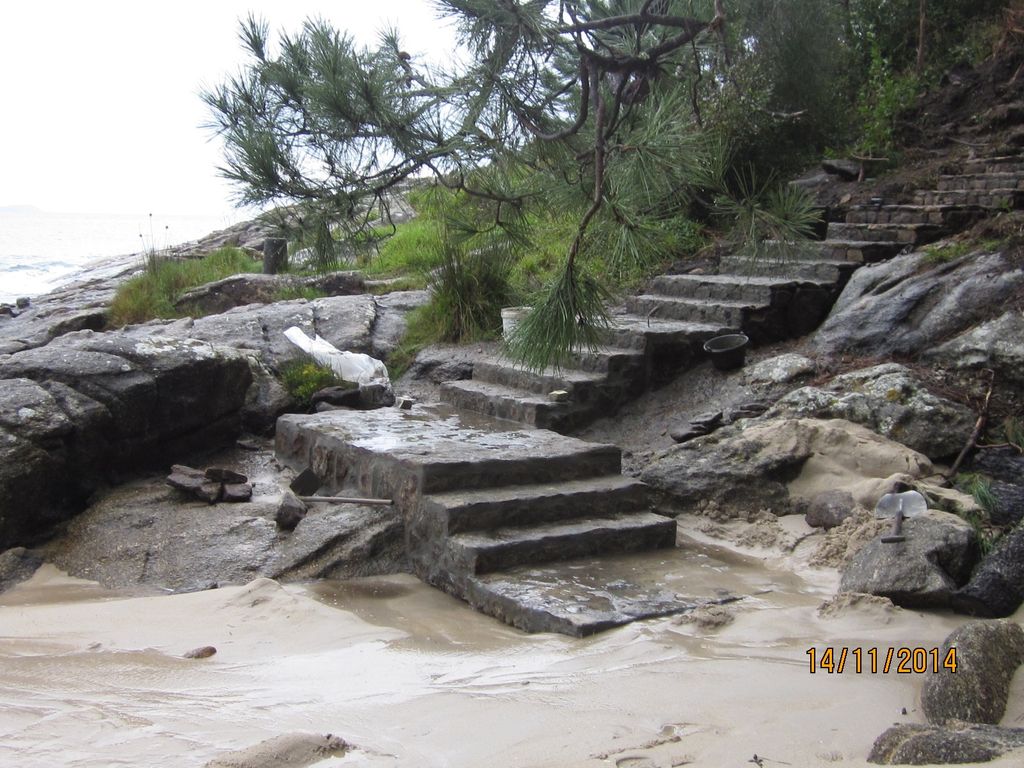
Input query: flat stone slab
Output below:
<box><xmin>276</xmin><ymin>404</ymin><xmax>622</xmax><ymax>495</ymax></box>
<box><xmin>466</xmin><ymin>549</ymin><xmax>744</xmax><ymax>636</ymax></box>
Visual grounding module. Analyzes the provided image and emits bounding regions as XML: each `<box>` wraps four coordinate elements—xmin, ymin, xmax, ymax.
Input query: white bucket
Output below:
<box><xmin>501</xmin><ymin>306</ymin><xmax>531</xmax><ymax>340</ymax></box>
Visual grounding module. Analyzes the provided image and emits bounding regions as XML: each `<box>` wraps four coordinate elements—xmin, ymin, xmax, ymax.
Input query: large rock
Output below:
<box><xmin>922</xmin><ymin>620</ymin><xmax>1024</xmax><ymax>726</ymax></box>
<box><xmin>814</xmin><ymin>250</ymin><xmax>1024</xmax><ymax>358</ymax></box>
<box><xmin>839</xmin><ymin>511</ymin><xmax>979</xmax><ymax>608</ymax></box>
<box><xmin>767</xmin><ymin>364</ymin><xmax>975</xmax><ymax>459</ymax></box>
<box><xmin>937</xmin><ymin>310</ymin><xmax>1024</xmax><ymax>384</ymax></box>
<box><xmin>0</xmin><ymin>547</ymin><xmax>43</xmax><ymax>592</ymax></box>
<box><xmin>642</xmin><ymin>417</ymin><xmax>933</xmax><ymax>517</ymax></box>
<box><xmin>869</xmin><ymin>723</ymin><xmax>1024</xmax><ymax>765</ymax></box>
<box><xmin>970</xmin><ymin>446</ymin><xmax>1024</xmax><ymax>527</ymax></box>
<box><xmin>924</xmin><ymin>311</ymin><xmax>1024</xmax><ymax>386</ymax></box>
<box><xmin>0</xmin><ymin>331</ymin><xmax>253</xmax><ymax>548</ymax></box>
<box><xmin>44</xmin><ymin>463</ymin><xmax>406</xmax><ymax>591</ymax></box>
<box><xmin>150</xmin><ymin>291</ymin><xmax>428</xmax><ymax>368</ymax></box>
<box><xmin>952</xmin><ymin>526</ymin><xmax>1024</xmax><ymax>618</ymax></box>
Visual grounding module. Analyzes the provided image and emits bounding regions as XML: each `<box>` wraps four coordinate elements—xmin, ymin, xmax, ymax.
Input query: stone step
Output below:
<box><xmin>913</xmin><ymin>188</ymin><xmax>1024</xmax><ymax>209</ymax></box>
<box><xmin>625</xmin><ymin>294</ymin><xmax>762</xmax><ymax>327</ymax></box>
<box><xmin>602</xmin><ymin>314</ymin><xmax>733</xmax><ymax>350</ymax></box>
<box><xmin>816</xmin><ymin>239</ymin><xmax>906</xmax><ymax>263</ymax></box>
<box><xmin>276</xmin><ymin>406</ymin><xmax>622</xmax><ymax>495</ymax></box>
<box><xmin>826</xmin><ymin>222</ymin><xmax>947</xmax><ymax>245</ymax></box>
<box><xmin>439</xmin><ymin>379</ymin><xmax>579</xmax><ymax>430</ymax></box>
<box><xmin>445</xmin><ymin>511</ymin><xmax>676</xmax><ymax>575</ymax></box>
<box><xmin>937</xmin><ymin>172</ymin><xmax>1024</xmax><ymax>192</ymax></box>
<box><xmin>563</xmin><ymin>345</ymin><xmax>645</xmax><ymax>375</ymax></box>
<box><xmin>471</xmin><ymin>356</ymin><xmax>612</xmax><ymax>399</ymax></box>
<box><xmin>844</xmin><ymin>204</ymin><xmax>982</xmax><ymax>226</ymax></box>
<box><xmin>962</xmin><ymin>156</ymin><xmax>1024</xmax><ymax>175</ymax></box>
<box><xmin>466</xmin><ymin>556</ymin><xmax>721</xmax><ymax>636</ymax></box>
<box><xmin>421</xmin><ymin>475</ymin><xmax>649</xmax><ymax>535</ymax></box>
<box><xmin>645</xmin><ymin>273</ymin><xmax>831</xmax><ymax>303</ymax></box>
<box><xmin>718</xmin><ymin>254</ymin><xmax>852</xmax><ymax>282</ymax></box>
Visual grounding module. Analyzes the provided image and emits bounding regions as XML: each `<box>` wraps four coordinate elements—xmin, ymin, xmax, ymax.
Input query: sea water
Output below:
<box><xmin>0</xmin><ymin>209</ymin><xmax>245</xmax><ymax>304</ymax></box>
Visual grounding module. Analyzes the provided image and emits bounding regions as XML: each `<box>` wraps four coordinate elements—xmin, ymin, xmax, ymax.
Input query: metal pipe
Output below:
<box><xmin>298</xmin><ymin>496</ymin><xmax>394</xmax><ymax>506</ymax></box>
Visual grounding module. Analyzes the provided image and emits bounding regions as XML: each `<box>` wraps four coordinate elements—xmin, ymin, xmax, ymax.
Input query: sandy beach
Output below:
<box><xmin>3</xmin><ymin>527</ymin><xmax>1022</xmax><ymax>768</ymax></box>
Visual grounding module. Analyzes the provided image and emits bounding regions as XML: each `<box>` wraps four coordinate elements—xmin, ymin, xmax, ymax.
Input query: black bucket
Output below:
<box><xmin>703</xmin><ymin>333</ymin><xmax>749</xmax><ymax>371</ymax></box>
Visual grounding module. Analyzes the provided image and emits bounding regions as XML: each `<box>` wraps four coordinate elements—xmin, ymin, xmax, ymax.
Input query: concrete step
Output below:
<box><xmin>962</xmin><ymin>156</ymin><xmax>1024</xmax><ymax>174</ymax></box>
<box><xmin>625</xmin><ymin>294</ymin><xmax>762</xmax><ymax>327</ymax></box>
<box><xmin>276</xmin><ymin>405</ymin><xmax>622</xmax><ymax>495</ymax></box>
<box><xmin>439</xmin><ymin>379</ymin><xmax>579</xmax><ymax>430</ymax></box>
<box><xmin>826</xmin><ymin>221</ymin><xmax>947</xmax><ymax>245</ymax></box>
<box><xmin>844</xmin><ymin>204</ymin><xmax>982</xmax><ymax>227</ymax></box>
<box><xmin>471</xmin><ymin>356</ymin><xmax>612</xmax><ymax>399</ymax></box>
<box><xmin>421</xmin><ymin>475</ymin><xmax>649</xmax><ymax>535</ymax></box>
<box><xmin>937</xmin><ymin>172</ymin><xmax>1024</xmax><ymax>192</ymax></box>
<box><xmin>913</xmin><ymin>188</ymin><xmax>1024</xmax><ymax>208</ymax></box>
<box><xmin>445</xmin><ymin>511</ymin><xmax>676</xmax><ymax>575</ymax></box>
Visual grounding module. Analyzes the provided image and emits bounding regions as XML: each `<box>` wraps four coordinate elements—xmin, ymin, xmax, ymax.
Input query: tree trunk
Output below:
<box><xmin>916</xmin><ymin>0</ymin><xmax>927</xmax><ymax>73</ymax></box>
<box><xmin>262</xmin><ymin>238</ymin><xmax>288</xmax><ymax>275</ymax></box>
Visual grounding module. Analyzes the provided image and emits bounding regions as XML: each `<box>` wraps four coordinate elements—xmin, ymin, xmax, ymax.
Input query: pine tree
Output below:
<box><xmin>204</xmin><ymin>1</ymin><xmax>820</xmax><ymax>369</ymax></box>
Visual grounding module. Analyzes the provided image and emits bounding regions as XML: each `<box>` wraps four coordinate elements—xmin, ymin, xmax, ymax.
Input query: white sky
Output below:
<box><xmin>0</xmin><ymin>1</ymin><xmax>458</xmax><ymax>217</ymax></box>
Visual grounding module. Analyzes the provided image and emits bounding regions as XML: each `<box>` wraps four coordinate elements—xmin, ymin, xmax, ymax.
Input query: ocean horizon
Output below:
<box><xmin>0</xmin><ymin>209</ymin><xmax>249</xmax><ymax>304</ymax></box>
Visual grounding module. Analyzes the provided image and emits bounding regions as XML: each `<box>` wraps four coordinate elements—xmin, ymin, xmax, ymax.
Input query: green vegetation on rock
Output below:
<box><xmin>279</xmin><ymin>360</ymin><xmax>353</xmax><ymax>411</ymax></box>
<box><xmin>108</xmin><ymin>247</ymin><xmax>260</xmax><ymax>326</ymax></box>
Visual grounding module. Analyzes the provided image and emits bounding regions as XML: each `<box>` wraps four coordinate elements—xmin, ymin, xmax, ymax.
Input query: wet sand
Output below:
<box><xmin>2</xmin><ymin>536</ymin><xmax>1023</xmax><ymax>768</ymax></box>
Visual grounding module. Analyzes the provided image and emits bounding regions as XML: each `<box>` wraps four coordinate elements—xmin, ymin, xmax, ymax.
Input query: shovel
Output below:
<box><xmin>875</xmin><ymin>490</ymin><xmax>928</xmax><ymax>543</ymax></box>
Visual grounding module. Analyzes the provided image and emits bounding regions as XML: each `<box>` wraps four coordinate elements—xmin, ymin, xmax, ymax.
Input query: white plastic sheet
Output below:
<box><xmin>283</xmin><ymin>326</ymin><xmax>390</xmax><ymax>386</ymax></box>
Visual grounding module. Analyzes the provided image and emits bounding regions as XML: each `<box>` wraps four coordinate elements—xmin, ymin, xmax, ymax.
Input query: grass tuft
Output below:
<box><xmin>109</xmin><ymin>246</ymin><xmax>260</xmax><ymax>326</ymax></box>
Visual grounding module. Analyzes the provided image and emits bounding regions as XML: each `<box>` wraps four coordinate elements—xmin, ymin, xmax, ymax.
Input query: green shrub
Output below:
<box><xmin>278</xmin><ymin>360</ymin><xmax>352</xmax><ymax>410</ymax></box>
<box><xmin>108</xmin><ymin>246</ymin><xmax>260</xmax><ymax>325</ymax></box>
<box><xmin>855</xmin><ymin>46</ymin><xmax>920</xmax><ymax>157</ymax></box>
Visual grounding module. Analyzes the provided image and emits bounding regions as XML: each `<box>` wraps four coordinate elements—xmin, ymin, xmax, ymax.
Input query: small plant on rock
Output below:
<box><xmin>278</xmin><ymin>360</ymin><xmax>352</xmax><ymax>411</ymax></box>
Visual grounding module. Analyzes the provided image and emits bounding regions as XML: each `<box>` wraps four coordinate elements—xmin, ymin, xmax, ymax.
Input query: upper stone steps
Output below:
<box><xmin>937</xmin><ymin>172</ymin><xmax>1024</xmax><ymax>192</ymax></box>
<box><xmin>913</xmin><ymin>188</ymin><xmax>1024</xmax><ymax>208</ymax></box>
<box><xmin>826</xmin><ymin>221</ymin><xmax>948</xmax><ymax>245</ymax></box>
<box><xmin>445</xmin><ymin>510</ymin><xmax>676</xmax><ymax>575</ymax></box>
<box><xmin>962</xmin><ymin>155</ymin><xmax>1024</xmax><ymax>175</ymax></box>
<box><xmin>625</xmin><ymin>294</ymin><xmax>761</xmax><ymax>326</ymax></box>
<box><xmin>844</xmin><ymin>203</ymin><xmax>983</xmax><ymax>227</ymax></box>
<box><xmin>471</xmin><ymin>355</ymin><xmax>612</xmax><ymax>398</ymax></box>
<box><xmin>646</xmin><ymin>273</ymin><xmax>831</xmax><ymax>303</ymax></box>
<box><xmin>718</xmin><ymin>253</ymin><xmax>857</xmax><ymax>282</ymax></box>
<box><xmin>439</xmin><ymin>378</ymin><xmax>584</xmax><ymax>431</ymax></box>
<box><xmin>421</xmin><ymin>474</ymin><xmax>649</xmax><ymax>535</ymax></box>
<box><xmin>601</xmin><ymin>313</ymin><xmax>733</xmax><ymax>350</ymax></box>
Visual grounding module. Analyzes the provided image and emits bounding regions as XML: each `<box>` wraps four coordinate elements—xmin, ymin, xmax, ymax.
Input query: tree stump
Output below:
<box><xmin>262</xmin><ymin>237</ymin><xmax>288</xmax><ymax>275</ymax></box>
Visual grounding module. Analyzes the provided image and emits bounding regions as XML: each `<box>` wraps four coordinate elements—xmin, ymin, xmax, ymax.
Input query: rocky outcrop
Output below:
<box><xmin>44</xmin><ymin>464</ymin><xmax>406</xmax><ymax>591</ymax></box>
<box><xmin>172</xmin><ymin>271</ymin><xmax>366</xmax><ymax>316</ymax></box>
<box><xmin>0</xmin><ymin>547</ymin><xmax>43</xmax><ymax>592</ymax></box>
<box><xmin>839</xmin><ymin>511</ymin><xmax>979</xmax><ymax>608</ymax></box>
<box><xmin>0</xmin><ymin>331</ymin><xmax>253</xmax><ymax>548</ymax></box>
<box><xmin>642</xmin><ymin>417</ymin><xmax>933</xmax><ymax>518</ymax></box>
<box><xmin>869</xmin><ymin>723</ymin><xmax>1024</xmax><ymax>765</ymax></box>
<box><xmin>813</xmin><ymin>250</ymin><xmax>1024</xmax><ymax>358</ymax></box>
<box><xmin>767</xmin><ymin>364</ymin><xmax>975</xmax><ymax>459</ymax></box>
<box><xmin>924</xmin><ymin>310</ymin><xmax>1024</xmax><ymax>386</ymax></box>
<box><xmin>742</xmin><ymin>353</ymin><xmax>817</xmax><ymax>386</ymax></box>
<box><xmin>922</xmin><ymin>620</ymin><xmax>1024</xmax><ymax>726</ymax></box>
<box><xmin>952</xmin><ymin>526</ymin><xmax>1024</xmax><ymax>618</ymax></box>
<box><xmin>970</xmin><ymin>446</ymin><xmax>1024</xmax><ymax>528</ymax></box>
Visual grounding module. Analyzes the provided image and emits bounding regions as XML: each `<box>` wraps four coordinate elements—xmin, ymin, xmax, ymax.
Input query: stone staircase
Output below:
<box><xmin>272</xmin><ymin>150</ymin><xmax>1024</xmax><ymax>638</ymax></box>
<box><xmin>276</xmin><ymin>405</ymin><xmax>697</xmax><ymax>636</ymax></box>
